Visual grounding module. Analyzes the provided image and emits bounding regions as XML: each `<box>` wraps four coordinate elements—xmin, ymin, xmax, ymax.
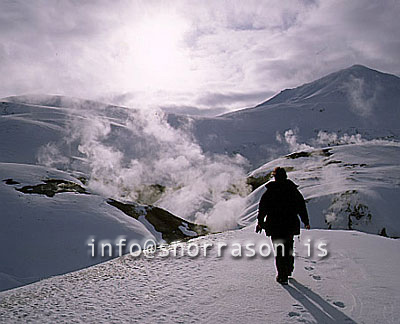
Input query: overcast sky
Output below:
<box><xmin>0</xmin><ymin>0</ymin><xmax>399</xmax><ymax>114</ymax></box>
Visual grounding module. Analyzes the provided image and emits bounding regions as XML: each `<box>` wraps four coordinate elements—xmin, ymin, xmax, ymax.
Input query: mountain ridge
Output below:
<box><xmin>190</xmin><ymin>64</ymin><xmax>400</xmax><ymax>167</ymax></box>
<box><xmin>262</xmin><ymin>64</ymin><xmax>399</xmax><ymax>104</ymax></box>
<box><xmin>221</xmin><ymin>64</ymin><xmax>400</xmax><ymax>117</ymax></box>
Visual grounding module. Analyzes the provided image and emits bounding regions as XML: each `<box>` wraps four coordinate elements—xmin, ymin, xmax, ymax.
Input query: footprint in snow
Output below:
<box><xmin>288</xmin><ymin>311</ymin><xmax>300</xmax><ymax>317</ymax></box>
<box><xmin>312</xmin><ymin>275</ymin><xmax>322</xmax><ymax>280</ymax></box>
<box><xmin>292</xmin><ymin>304</ymin><xmax>307</xmax><ymax>313</ymax></box>
<box><xmin>333</xmin><ymin>301</ymin><xmax>346</xmax><ymax>308</ymax></box>
<box><xmin>304</xmin><ymin>266</ymin><xmax>314</xmax><ymax>271</ymax></box>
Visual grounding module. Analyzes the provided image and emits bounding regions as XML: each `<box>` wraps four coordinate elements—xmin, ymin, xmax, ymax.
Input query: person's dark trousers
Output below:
<box><xmin>271</xmin><ymin>235</ymin><xmax>294</xmax><ymax>279</ymax></box>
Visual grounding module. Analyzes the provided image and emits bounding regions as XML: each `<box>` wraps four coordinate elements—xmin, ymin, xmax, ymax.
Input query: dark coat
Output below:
<box><xmin>257</xmin><ymin>179</ymin><xmax>309</xmax><ymax>237</ymax></box>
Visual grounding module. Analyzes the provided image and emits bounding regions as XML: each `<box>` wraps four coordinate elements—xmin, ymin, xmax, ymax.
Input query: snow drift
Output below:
<box><xmin>240</xmin><ymin>142</ymin><xmax>400</xmax><ymax>238</ymax></box>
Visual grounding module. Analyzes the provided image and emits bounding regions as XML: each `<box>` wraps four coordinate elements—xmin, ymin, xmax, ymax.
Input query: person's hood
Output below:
<box><xmin>265</xmin><ymin>179</ymin><xmax>298</xmax><ymax>189</ymax></box>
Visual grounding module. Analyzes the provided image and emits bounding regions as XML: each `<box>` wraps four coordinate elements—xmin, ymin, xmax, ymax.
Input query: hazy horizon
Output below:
<box><xmin>1</xmin><ymin>0</ymin><xmax>399</xmax><ymax>115</ymax></box>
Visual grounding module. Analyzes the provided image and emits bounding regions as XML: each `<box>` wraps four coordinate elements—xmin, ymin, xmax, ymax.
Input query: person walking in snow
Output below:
<box><xmin>256</xmin><ymin>167</ymin><xmax>310</xmax><ymax>285</ymax></box>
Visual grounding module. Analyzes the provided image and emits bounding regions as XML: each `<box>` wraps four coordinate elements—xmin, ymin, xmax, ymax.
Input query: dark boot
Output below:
<box><xmin>276</xmin><ymin>275</ymin><xmax>288</xmax><ymax>285</ymax></box>
<box><xmin>275</xmin><ymin>255</ymin><xmax>288</xmax><ymax>284</ymax></box>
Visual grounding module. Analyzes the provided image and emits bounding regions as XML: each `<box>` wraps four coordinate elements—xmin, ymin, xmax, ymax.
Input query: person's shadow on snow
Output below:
<box><xmin>283</xmin><ymin>279</ymin><xmax>357</xmax><ymax>323</ymax></box>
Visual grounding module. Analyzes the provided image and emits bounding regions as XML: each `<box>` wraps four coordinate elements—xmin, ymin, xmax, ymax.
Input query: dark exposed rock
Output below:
<box><xmin>107</xmin><ymin>199</ymin><xmax>208</xmax><ymax>243</ymax></box>
<box><xmin>286</xmin><ymin>148</ymin><xmax>333</xmax><ymax>159</ymax></box>
<box><xmin>16</xmin><ymin>179</ymin><xmax>89</xmax><ymax>197</ymax></box>
<box><xmin>247</xmin><ymin>173</ymin><xmax>273</xmax><ymax>191</ymax></box>
<box><xmin>3</xmin><ymin>179</ymin><xmax>20</xmax><ymax>185</ymax></box>
<box><xmin>379</xmin><ymin>228</ymin><xmax>388</xmax><ymax>237</ymax></box>
<box><xmin>286</xmin><ymin>151</ymin><xmax>312</xmax><ymax>159</ymax></box>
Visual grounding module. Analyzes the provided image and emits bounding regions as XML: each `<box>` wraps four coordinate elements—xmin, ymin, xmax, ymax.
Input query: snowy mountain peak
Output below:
<box><xmin>257</xmin><ymin>64</ymin><xmax>400</xmax><ymax>106</ymax></box>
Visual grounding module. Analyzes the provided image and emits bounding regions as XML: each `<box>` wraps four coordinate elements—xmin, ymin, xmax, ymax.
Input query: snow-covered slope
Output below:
<box><xmin>3</xmin><ymin>66</ymin><xmax>398</xmax><ymax>170</ymax></box>
<box><xmin>0</xmin><ymin>163</ymin><xmax>206</xmax><ymax>292</ymax></box>
<box><xmin>0</xmin><ymin>95</ymin><xmax>133</xmax><ymax>165</ymax></box>
<box><xmin>189</xmin><ymin>65</ymin><xmax>400</xmax><ymax>167</ymax></box>
<box><xmin>0</xmin><ymin>93</ymin><xmax>249</xmax><ymax>227</ymax></box>
<box><xmin>240</xmin><ymin>141</ymin><xmax>400</xmax><ymax>237</ymax></box>
<box><xmin>1</xmin><ymin>227</ymin><xmax>399</xmax><ymax>324</ymax></box>
<box><xmin>1</xmin><ymin>64</ymin><xmax>399</xmax><ymax>299</ymax></box>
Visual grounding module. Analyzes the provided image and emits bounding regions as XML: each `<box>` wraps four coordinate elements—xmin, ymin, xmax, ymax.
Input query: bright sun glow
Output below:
<box><xmin>125</xmin><ymin>13</ymin><xmax>191</xmax><ymax>90</ymax></box>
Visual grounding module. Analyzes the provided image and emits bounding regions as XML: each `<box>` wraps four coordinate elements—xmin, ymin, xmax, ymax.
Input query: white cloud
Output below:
<box><xmin>343</xmin><ymin>76</ymin><xmax>377</xmax><ymax>117</ymax></box>
<box><xmin>276</xmin><ymin>129</ymin><xmax>314</xmax><ymax>152</ymax></box>
<box><xmin>0</xmin><ymin>0</ymin><xmax>399</xmax><ymax>112</ymax></box>
<box><xmin>314</xmin><ymin>131</ymin><xmax>364</xmax><ymax>146</ymax></box>
<box><xmin>38</xmin><ymin>103</ymin><xmax>250</xmax><ymax>230</ymax></box>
